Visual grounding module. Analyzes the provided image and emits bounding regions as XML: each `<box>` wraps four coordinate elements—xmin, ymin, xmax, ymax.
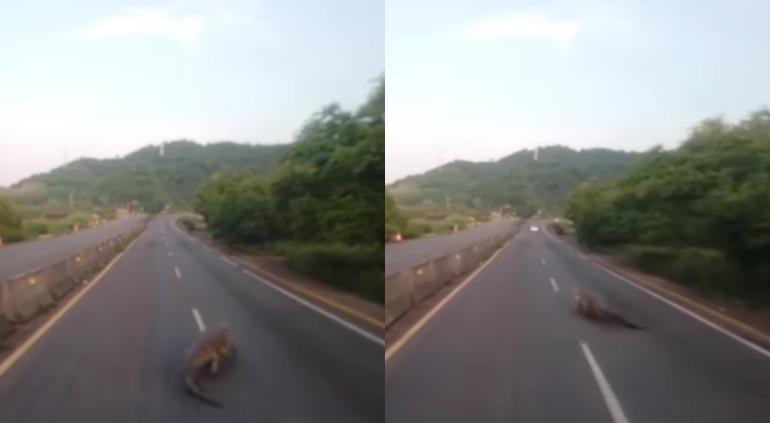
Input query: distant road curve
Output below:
<box><xmin>385</xmin><ymin>218</ymin><xmax>519</xmax><ymax>276</ymax></box>
<box><xmin>0</xmin><ymin>215</ymin><xmax>144</xmax><ymax>281</ymax></box>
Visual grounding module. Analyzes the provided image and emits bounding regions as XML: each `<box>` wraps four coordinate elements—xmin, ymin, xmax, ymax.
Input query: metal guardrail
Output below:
<box><xmin>0</xmin><ymin>220</ymin><xmax>148</xmax><ymax>340</ymax></box>
<box><xmin>385</xmin><ymin>220</ymin><xmax>520</xmax><ymax>327</ymax></box>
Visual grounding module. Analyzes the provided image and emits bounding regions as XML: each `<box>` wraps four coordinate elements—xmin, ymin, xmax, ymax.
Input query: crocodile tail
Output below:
<box><xmin>621</xmin><ymin>318</ymin><xmax>644</xmax><ymax>330</ymax></box>
<box><xmin>184</xmin><ymin>373</ymin><xmax>223</xmax><ymax>408</ymax></box>
<box><xmin>608</xmin><ymin>310</ymin><xmax>644</xmax><ymax>330</ymax></box>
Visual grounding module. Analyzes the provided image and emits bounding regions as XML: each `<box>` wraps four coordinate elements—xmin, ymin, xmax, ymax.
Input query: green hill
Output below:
<box><xmin>2</xmin><ymin>140</ymin><xmax>289</xmax><ymax>215</ymax></box>
<box><xmin>389</xmin><ymin>145</ymin><xmax>640</xmax><ymax>216</ymax></box>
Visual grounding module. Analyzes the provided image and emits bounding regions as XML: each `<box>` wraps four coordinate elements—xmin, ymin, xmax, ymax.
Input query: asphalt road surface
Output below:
<box><xmin>0</xmin><ymin>216</ymin><xmax>383</xmax><ymax>422</ymax></box>
<box><xmin>386</xmin><ymin>222</ymin><xmax>770</xmax><ymax>423</ymax></box>
<box><xmin>385</xmin><ymin>218</ymin><xmax>517</xmax><ymax>275</ymax></box>
<box><xmin>0</xmin><ymin>215</ymin><xmax>145</xmax><ymax>281</ymax></box>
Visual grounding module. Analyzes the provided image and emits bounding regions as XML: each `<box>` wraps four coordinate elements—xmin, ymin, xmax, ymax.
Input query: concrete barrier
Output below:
<box><xmin>0</xmin><ymin>218</ymin><xmax>148</xmax><ymax>325</ymax></box>
<box><xmin>385</xmin><ymin>220</ymin><xmax>520</xmax><ymax>327</ymax></box>
<box><xmin>0</xmin><ymin>289</ymin><xmax>12</xmax><ymax>339</ymax></box>
<box><xmin>47</xmin><ymin>261</ymin><xmax>77</xmax><ymax>299</ymax></box>
<box><xmin>1</xmin><ymin>271</ymin><xmax>55</xmax><ymax>322</ymax></box>
<box><xmin>385</xmin><ymin>271</ymin><xmax>416</xmax><ymax>325</ymax></box>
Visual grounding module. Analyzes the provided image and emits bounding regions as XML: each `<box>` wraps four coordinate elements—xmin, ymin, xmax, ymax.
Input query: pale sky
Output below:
<box><xmin>386</xmin><ymin>0</ymin><xmax>770</xmax><ymax>182</ymax></box>
<box><xmin>0</xmin><ymin>0</ymin><xmax>383</xmax><ymax>186</ymax></box>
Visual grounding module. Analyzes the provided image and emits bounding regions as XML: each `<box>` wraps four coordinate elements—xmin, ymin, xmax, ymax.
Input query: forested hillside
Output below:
<box><xmin>390</xmin><ymin>146</ymin><xmax>639</xmax><ymax>216</ymax></box>
<box><xmin>4</xmin><ymin>141</ymin><xmax>289</xmax><ymax>214</ymax></box>
<box><xmin>566</xmin><ymin>110</ymin><xmax>770</xmax><ymax>303</ymax></box>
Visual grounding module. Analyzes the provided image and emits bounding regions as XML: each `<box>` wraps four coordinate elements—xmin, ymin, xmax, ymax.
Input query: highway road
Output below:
<box><xmin>0</xmin><ymin>215</ymin><xmax>145</xmax><ymax>281</ymax></box>
<box><xmin>386</xmin><ymin>222</ymin><xmax>770</xmax><ymax>423</ymax></box>
<box><xmin>0</xmin><ymin>216</ymin><xmax>383</xmax><ymax>422</ymax></box>
<box><xmin>385</xmin><ymin>218</ymin><xmax>517</xmax><ymax>275</ymax></box>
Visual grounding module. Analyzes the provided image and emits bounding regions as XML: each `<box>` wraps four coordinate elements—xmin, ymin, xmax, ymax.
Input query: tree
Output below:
<box><xmin>197</xmin><ymin>77</ymin><xmax>385</xmax><ymax>247</ymax></box>
<box><xmin>0</xmin><ymin>196</ymin><xmax>24</xmax><ymax>242</ymax></box>
<box><xmin>386</xmin><ymin>192</ymin><xmax>407</xmax><ymax>239</ymax></box>
<box><xmin>566</xmin><ymin>109</ymin><xmax>770</xmax><ymax>299</ymax></box>
<box><xmin>195</xmin><ymin>172</ymin><xmax>278</xmax><ymax>244</ymax></box>
<box><xmin>271</xmin><ymin>78</ymin><xmax>384</xmax><ymax>246</ymax></box>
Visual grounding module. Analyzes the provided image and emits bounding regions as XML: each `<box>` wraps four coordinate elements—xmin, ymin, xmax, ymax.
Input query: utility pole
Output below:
<box><xmin>534</xmin><ymin>147</ymin><xmax>539</xmax><ymax>161</ymax></box>
<box><xmin>160</xmin><ymin>142</ymin><xmax>165</xmax><ymax>157</ymax></box>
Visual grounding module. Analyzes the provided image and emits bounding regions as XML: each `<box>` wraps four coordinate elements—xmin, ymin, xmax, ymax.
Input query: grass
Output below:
<box><xmin>617</xmin><ymin>244</ymin><xmax>770</xmax><ymax>307</ymax></box>
<box><xmin>283</xmin><ymin>243</ymin><xmax>383</xmax><ymax>303</ymax></box>
<box><xmin>401</xmin><ymin>213</ymin><xmax>485</xmax><ymax>239</ymax></box>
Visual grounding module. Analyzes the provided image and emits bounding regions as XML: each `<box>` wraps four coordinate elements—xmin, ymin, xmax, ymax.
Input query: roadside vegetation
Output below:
<box><xmin>386</xmin><ymin>189</ymin><xmax>498</xmax><ymax>240</ymax></box>
<box><xmin>566</xmin><ymin>110</ymin><xmax>770</xmax><ymax>305</ymax></box>
<box><xmin>0</xmin><ymin>192</ymin><xmax>117</xmax><ymax>243</ymax></box>
<box><xmin>0</xmin><ymin>196</ymin><xmax>24</xmax><ymax>243</ymax></box>
<box><xmin>0</xmin><ymin>196</ymin><xmax>103</xmax><ymax>242</ymax></box>
<box><xmin>195</xmin><ymin>79</ymin><xmax>384</xmax><ymax>303</ymax></box>
<box><xmin>403</xmin><ymin>206</ymin><xmax>490</xmax><ymax>239</ymax></box>
<box><xmin>385</xmin><ymin>192</ymin><xmax>407</xmax><ymax>240</ymax></box>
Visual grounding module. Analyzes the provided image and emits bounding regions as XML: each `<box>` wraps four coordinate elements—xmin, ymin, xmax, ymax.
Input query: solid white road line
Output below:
<box><xmin>550</xmin><ymin>234</ymin><xmax>770</xmax><ymax>359</ymax></box>
<box><xmin>241</xmin><ymin>269</ymin><xmax>384</xmax><ymax>346</ymax></box>
<box><xmin>541</xmin><ymin>258</ymin><xmax>547</xmax><ymax>265</ymax></box>
<box><xmin>549</xmin><ymin>277</ymin><xmax>560</xmax><ymax>293</ymax></box>
<box><xmin>170</xmin><ymin>216</ymin><xmax>382</xmax><ymax>344</ymax></box>
<box><xmin>597</xmin><ymin>264</ymin><xmax>770</xmax><ymax>360</ymax></box>
<box><xmin>192</xmin><ymin>308</ymin><xmax>206</xmax><ymax>332</ymax></box>
<box><xmin>580</xmin><ymin>340</ymin><xmax>630</xmax><ymax>423</ymax></box>
<box><xmin>168</xmin><ymin>251</ymin><xmax>173</xmax><ymax>257</ymax></box>
<box><xmin>220</xmin><ymin>256</ymin><xmax>238</xmax><ymax>267</ymax></box>
<box><xmin>174</xmin><ymin>266</ymin><xmax>182</xmax><ymax>279</ymax></box>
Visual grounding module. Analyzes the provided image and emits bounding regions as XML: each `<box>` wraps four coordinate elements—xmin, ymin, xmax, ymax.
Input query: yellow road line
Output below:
<box><xmin>385</xmin><ymin>237</ymin><xmax>512</xmax><ymax>363</ymax></box>
<box><xmin>234</xmin><ymin>258</ymin><xmax>384</xmax><ymax>329</ymax></box>
<box><xmin>0</xmin><ymin>236</ymin><xmax>140</xmax><ymax>378</ymax></box>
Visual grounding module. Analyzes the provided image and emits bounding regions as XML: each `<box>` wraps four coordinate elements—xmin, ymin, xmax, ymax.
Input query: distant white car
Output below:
<box><xmin>530</xmin><ymin>225</ymin><xmax>539</xmax><ymax>232</ymax></box>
